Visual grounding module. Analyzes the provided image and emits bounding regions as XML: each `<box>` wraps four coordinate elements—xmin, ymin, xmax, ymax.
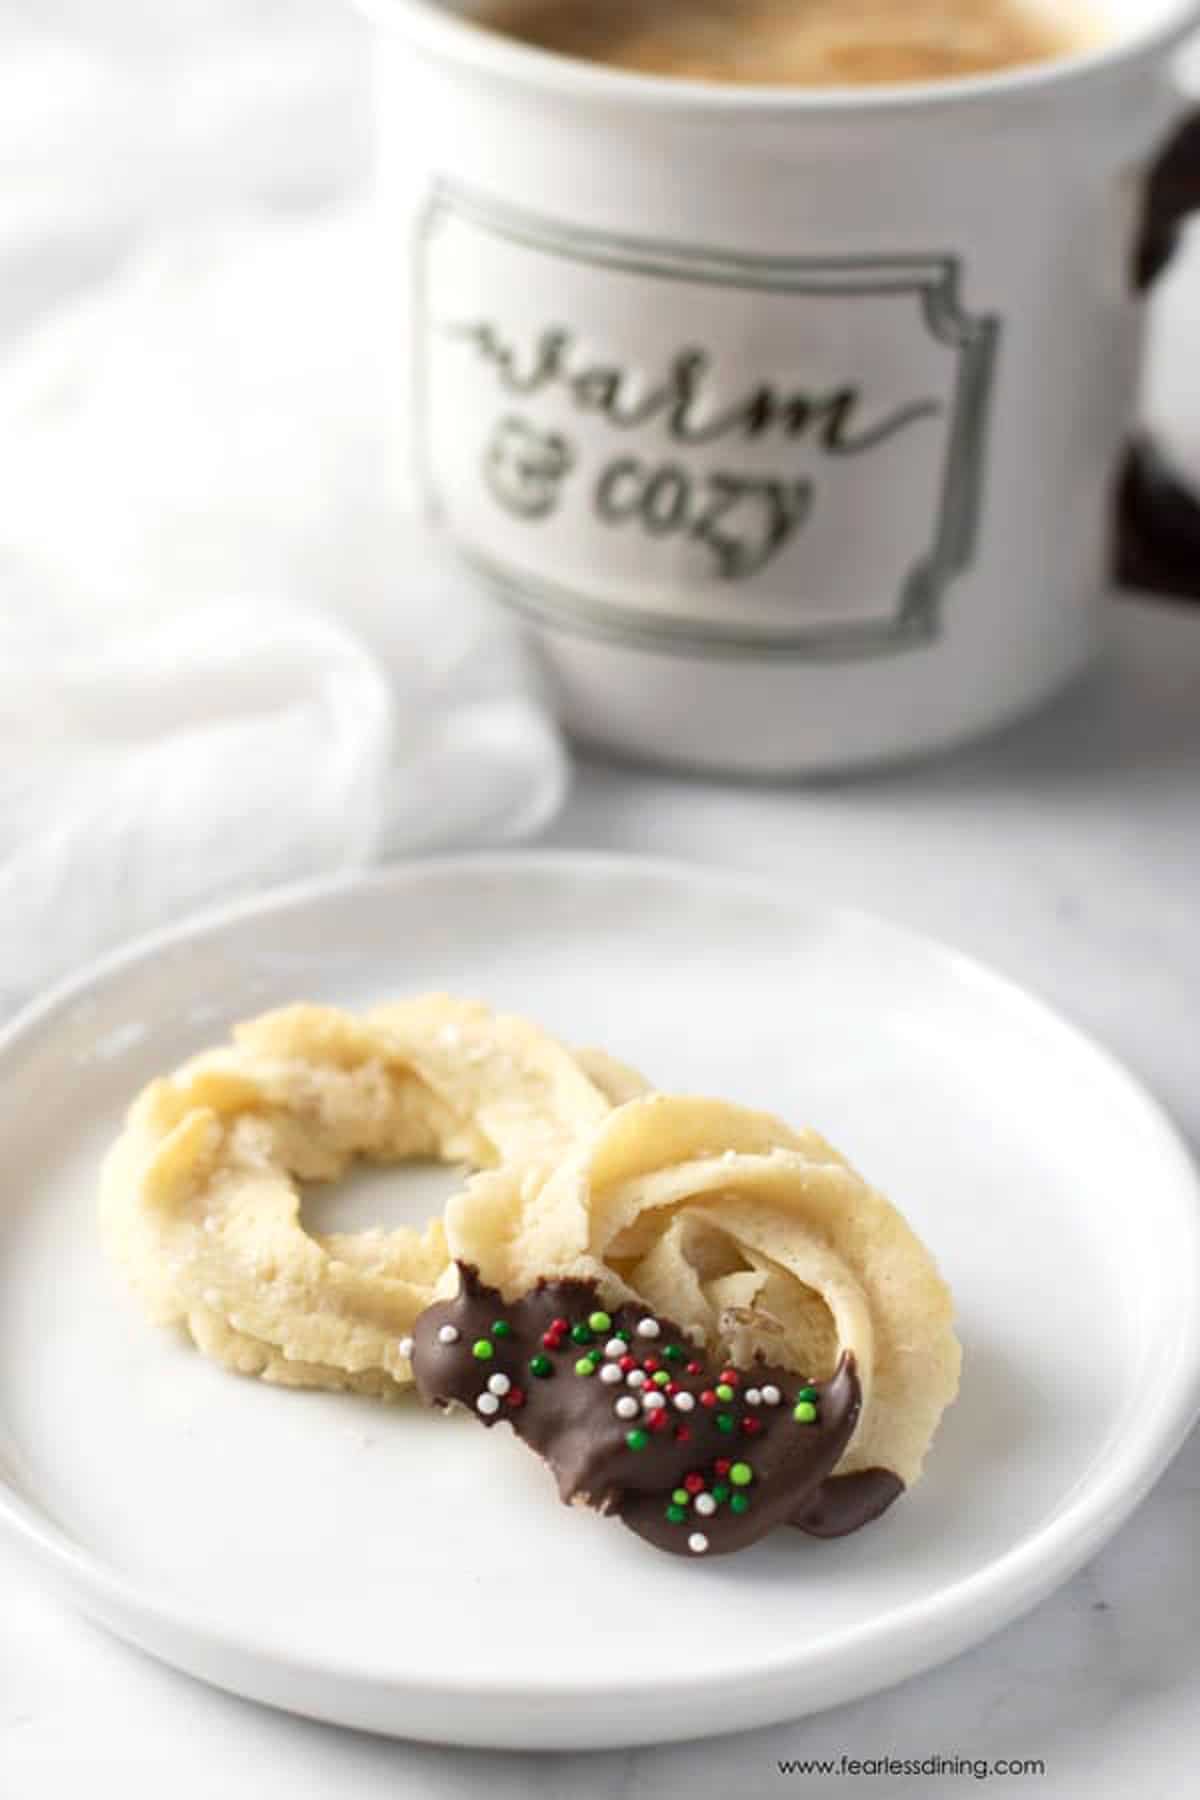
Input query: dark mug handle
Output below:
<box><xmin>1117</xmin><ymin>109</ymin><xmax>1200</xmax><ymax>599</ymax></box>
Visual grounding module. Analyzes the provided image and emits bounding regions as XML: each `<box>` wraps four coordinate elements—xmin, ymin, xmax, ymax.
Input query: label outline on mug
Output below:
<box><xmin>414</xmin><ymin>181</ymin><xmax>1000</xmax><ymax>661</ymax></box>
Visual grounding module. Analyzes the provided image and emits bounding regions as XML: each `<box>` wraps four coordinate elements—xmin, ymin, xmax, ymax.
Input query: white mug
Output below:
<box><xmin>364</xmin><ymin>0</ymin><xmax>1200</xmax><ymax>774</ymax></box>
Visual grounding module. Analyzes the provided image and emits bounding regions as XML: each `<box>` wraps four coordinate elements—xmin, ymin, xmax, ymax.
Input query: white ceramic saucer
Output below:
<box><xmin>0</xmin><ymin>855</ymin><xmax>1197</xmax><ymax>1749</ymax></box>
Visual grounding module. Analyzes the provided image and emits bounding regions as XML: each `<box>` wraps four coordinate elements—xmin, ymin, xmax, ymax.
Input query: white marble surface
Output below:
<box><xmin>3</xmin><ymin>598</ymin><xmax>1199</xmax><ymax>1798</ymax></box>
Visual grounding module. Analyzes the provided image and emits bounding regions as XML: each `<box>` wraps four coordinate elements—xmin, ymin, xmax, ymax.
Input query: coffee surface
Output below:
<box><xmin>474</xmin><ymin>0</ymin><xmax>1101</xmax><ymax>86</ymax></box>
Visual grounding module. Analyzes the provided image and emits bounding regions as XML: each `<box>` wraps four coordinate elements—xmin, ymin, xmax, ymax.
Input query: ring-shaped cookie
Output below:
<box><xmin>100</xmin><ymin>996</ymin><xmax>645</xmax><ymax>1394</ymax></box>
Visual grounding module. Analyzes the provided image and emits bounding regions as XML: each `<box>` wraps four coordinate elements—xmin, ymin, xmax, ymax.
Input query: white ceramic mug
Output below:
<box><xmin>364</xmin><ymin>0</ymin><xmax>1200</xmax><ymax>774</ymax></box>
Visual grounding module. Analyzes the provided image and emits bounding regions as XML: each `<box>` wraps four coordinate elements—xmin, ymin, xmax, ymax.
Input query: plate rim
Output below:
<box><xmin>2</xmin><ymin>851</ymin><xmax>1198</xmax><ymax>1732</ymax></box>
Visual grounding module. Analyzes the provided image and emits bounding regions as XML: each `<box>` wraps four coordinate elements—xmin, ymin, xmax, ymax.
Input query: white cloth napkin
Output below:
<box><xmin>0</xmin><ymin>204</ymin><xmax>569</xmax><ymax>1013</ymax></box>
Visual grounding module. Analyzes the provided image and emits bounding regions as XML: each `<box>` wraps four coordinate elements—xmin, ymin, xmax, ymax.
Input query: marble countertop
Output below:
<box><xmin>3</xmin><ymin>598</ymin><xmax>1198</xmax><ymax>1799</ymax></box>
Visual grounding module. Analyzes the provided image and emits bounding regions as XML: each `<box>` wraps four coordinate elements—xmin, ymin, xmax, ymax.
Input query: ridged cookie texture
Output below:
<box><xmin>444</xmin><ymin>1094</ymin><xmax>960</xmax><ymax>1488</ymax></box>
<box><xmin>100</xmin><ymin>996</ymin><xmax>646</xmax><ymax>1395</ymax></box>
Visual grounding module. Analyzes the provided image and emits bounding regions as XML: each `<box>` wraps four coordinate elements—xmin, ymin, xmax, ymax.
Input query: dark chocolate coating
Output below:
<box><xmin>409</xmin><ymin>1264</ymin><xmax>903</xmax><ymax>1558</ymax></box>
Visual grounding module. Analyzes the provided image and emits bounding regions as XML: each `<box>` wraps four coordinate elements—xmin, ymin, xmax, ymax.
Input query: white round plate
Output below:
<box><xmin>1</xmin><ymin>855</ymin><xmax>1197</xmax><ymax>1750</ymax></box>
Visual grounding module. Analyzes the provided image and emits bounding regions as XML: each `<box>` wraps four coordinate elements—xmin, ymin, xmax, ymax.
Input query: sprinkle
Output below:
<box><xmin>730</xmin><ymin>1493</ymin><xmax>750</xmax><ymax>1514</ymax></box>
<box><xmin>793</xmin><ymin>1401</ymin><xmax>818</xmax><ymax>1423</ymax></box>
<box><xmin>550</xmin><ymin>1317</ymin><xmax>569</xmax><ymax>1335</ymax></box>
<box><xmin>600</xmin><ymin>1363</ymin><xmax>623</xmax><ymax>1385</ymax></box>
<box><xmin>436</xmin><ymin>1324</ymin><xmax>459</xmax><ymax>1345</ymax></box>
<box><xmin>588</xmin><ymin>1311</ymin><xmax>612</xmax><ymax>1333</ymax></box>
<box><xmin>730</xmin><ymin>1462</ymin><xmax>753</xmax><ymax>1487</ymax></box>
<box><xmin>618</xmin><ymin>1354</ymin><xmax>637</xmax><ymax>1373</ymax></box>
<box><xmin>716</xmin><ymin>1414</ymin><xmax>735</xmax><ymax>1434</ymax></box>
<box><xmin>642</xmin><ymin>1392</ymin><xmax>666</xmax><ymax>1412</ymax></box>
<box><xmin>491</xmin><ymin>1320</ymin><xmax>513</xmax><ymax>1339</ymax></box>
<box><xmin>397</xmin><ymin>1335</ymin><xmax>414</xmax><ymax>1360</ymax></box>
<box><xmin>615</xmin><ymin>1396</ymin><xmax>639</xmax><ymax>1420</ymax></box>
<box><xmin>686</xmin><ymin>1360</ymin><xmax>704</xmax><ymax>1376</ymax></box>
<box><xmin>761</xmin><ymin>1384</ymin><xmax>782</xmax><ymax>1406</ymax></box>
<box><xmin>672</xmin><ymin>1488</ymin><xmax>690</xmax><ymax>1506</ymax></box>
<box><xmin>715</xmin><ymin>1383</ymin><xmax>735</xmax><ymax>1403</ymax></box>
<box><xmin>529</xmin><ymin>1354</ymin><xmax>553</xmax><ymax>1378</ymax></box>
<box><xmin>742</xmin><ymin>1416</ymin><xmax>763</xmax><ymax>1436</ymax></box>
<box><xmin>673</xmin><ymin>1392</ymin><xmax>695</xmax><ymax>1412</ymax></box>
<box><xmin>712</xmin><ymin>1483</ymin><xmax>731</xmax><ymax>1503</ymax></box>
<box><xmin>675</xmin><ymin>1425</ymin><xmax>692</xmax><ymax>1443</ymax></box>
<box><xmin>575</xmin><ymin>1357</ymin><xmax>598</xmax><ymax>1377</ymax></box>
<box><xmin>694</xmin><ymin>1493</ymin><xmax>717</xmax><ymax>1516</ymax></box>
<box><xmin>664</xmin><ymin>1381</ymin><xmax>680</xmax><ymax>1395</ymax></box>
<box><xmin>542</xmin><ymin>1330</ymin><xmax>563</xmax><ymax>1350</ymax></box>
<box><xmin>714</xmin><ymin>1459</ymin><xmax>732</xmax><ymax>1476</ymax></box>
<box><xmin>626</xmin><ymin>1428</ymin><xmax>650</xmax><ymax>1451</ymax></box>
<box><xmin>642</xmin><ymin>1357</ymin><xmax>661</xmax><ymax>1374</ymax></box>
<box><xmin>719</xmin><ymin>1370</ymin><xmax>740</xmax><ymax>1387</ymax></box>
<box><xmin>795</xmin><ymin>1385</ymin><xmax>818</xmax><ymax>1403</ymax></box>
<box><xmin>487</xmin><ymin>1372</ymin><xmax>511</xmax><ymax>1397</ymax></box>
<box><xmin>636</xmin><ymin>1319</ymin><xmax>661</xmax><ymax>1339</ymax></box>
<box><xmin>744</xmin><ymin>1387</ymin><xmax>762</xmax><ymax>1406</ymax></box>
<box><xmin>605</xmin><ymin>1339</ymin><xmax>627</xmax><ymax>1360</ymax></box>
<box><xmin>472</xmin><ymin>1339</ymin><xmax>494</xmax><ymax>1361</ymax></box>
<box><xmin>616</xmin><ymin>1329</ymin><xmax>633</xmax><ymax>1344</ymax></box>
<box><xmin>666</xmin><ymin>1504</ymin><xmax>687</xmax><ymax>1524</ymax></box>
<box><xmin>626</xmin><ymin>1369</ymin><xmax>647</xmax><ymax>1389</ymax></box>
<box><xmin>649</xmin><ymin>1408</ymin><xmax>671</xmax><ymax>1432</ymax></box>
<box><xmin>663</xmin><ymin>1344</ymin><xmax>685</xmax><ymax>1362</ymax></box>
<box><xmin>688</xmin><ymin>1533</ymin><xmax>709</xmax><ymax>1555</ymax></box>
<box><xmin>699</xmin><ymin>1390</ymin><xmax>718</xmax><ymax>1409</ymax></box>
<box><xmin>683</xmin><ymin>1473</ymin><xmax>705</xmax><ymax>1494</ymax></box>
<box><xmin>476</xmin><ymin>1392</ymin><xmax>500</xmax><ymax>1416</ymax></box>
<box><xmin>506</xmin><ymin>1386</ymin><xmax>525</xmax><ymax>1408</ymax></box>
<box><xmin>570</xmin><ymin>1323</ymin><xmax>593</xmax><ymax>1346</ymax></box>
<box><xmin>652</xmin><ymin>1371</ymin><xmax>671</xmax><ymax>1388</ymax></box>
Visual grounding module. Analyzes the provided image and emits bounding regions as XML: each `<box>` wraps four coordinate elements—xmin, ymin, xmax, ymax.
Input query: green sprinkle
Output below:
<box><xmin>491</xmin><ymin>1320</ymin><xmax>513</xmax><ymax>1339</ymax></box>
<box><xmin>795</xmin><ymin>1385</ymin><xmax>818</xmax><ymax>1403</ymax></box>
<box><xmin>529</xmin><ymin>1354</ymin><xmax>553</xmax><ymax>1379</ymax></box>
<box><xmin>587</xmin><ymin>1310</ymin><xmax>612</xmax><ymax>1333</ymax></box>
<box><xmin>471</xmin><ymin>1339</ymin><xmax>494</xmax><ymax>1361</ymax></box>
<box><xmin>712</xmin><ymin>1483</ymin><xmax>731</xmax><ymax>1504</ymax></box>
<box><xmin>662</xmin><ymin>1343</ymin><xmax>685</xmax><ymax>1362</ymax></box>
<box><xmin>715</xmin><ymin>1383</ymin><xmax>734</xmax><ymax>1402</ymax></box>
<box><xmin>626</xmin><ymin>1428</ymin><xmax>649</xmax><ymax>1451</ymax></box>
<box><xmin>574</xmin><ymin>1357</ymin><xmax>597</xmax><ymax>1377</ymax></box>
<box><xmin>652</xmin><ymin>1370</ymin><xmax>671</xmax><ymax>1388</ymax></box>
<box><xmin>616</xmin><ymin>1328</ymin><xmax>632</xmax><ymax>1344</ymax></box>
<box><xmin>729</xmin><ymin>1462</ymin><xmax>753</xmax><ymax>1487</ymax></box>
<box><xmin>665</xmin><ymin>1504</ymin><xmax>687</xmax><ymax>1524</ymax></box>
<box><xmin>716</xmin><ymin>1413</ymin><xmax>735</xmax><ymax>1434</ymax></box>
<box><xmin>793</xmin><ymin>1401</ymin><xmax>818</xmax><ymax>1424</ymax></box>
<box><xmin>570</xmin><ymin>1323</ymin><xmax>593</xmax><ymax>1346</ymax></box>
<box><xmin>730</xmin><ymin>1493</ymin><xmax>750</xmax><ymax>1515</ymax></box>
<box><xmin>671</xmin><ymin>1488</ymin><xmax>689</xmax><ymax>1506</ymax></box>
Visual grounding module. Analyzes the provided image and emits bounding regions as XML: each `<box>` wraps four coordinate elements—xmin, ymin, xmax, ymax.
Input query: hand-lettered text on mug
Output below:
<box><xmin>447</xmin><ymin>321</ymin><xmax>943</xmax><ymax>581</ymax></box>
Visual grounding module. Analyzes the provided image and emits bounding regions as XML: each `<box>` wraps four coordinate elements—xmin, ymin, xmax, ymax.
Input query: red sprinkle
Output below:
<box><xmin>550</xmin><ymin>1317</ymin><xmax>569</xmax><ymax>1334</ymax></box>
<box><xmin>742</xmin><ymin>1416</ymin><xmax>763</xmax><ymax>1435</ymax></box>
<box><xmin>699</xmin><ymin>1389</ymin><xmax>718</xmax><ymax>1408</ymax></box>
<box><xmin>506</xmin><ymin>1386</ymin><xmax>526</xmax><ymax>1408</ymax></box>
<box><xmin>649</xmin><ymin>1408</ymin><xmax>671</xmax><ymax>1433</ymax></box>
<box><xmin>686</xmin><ymin>1361</ymin><xmax>703</xmax><ymax>1376</ymax></box>
<box><xmin>664</xmin><ymin>1381</ymin><xmax>680</xmax><ymax>1396</ymax></box>
<box><xmin>675</xmin><ymin>1425</ymin><xmax>692</xmax><ymax>1443</ymax></box>
<box><xmin>714</xmin><ymin>1458</ymin><xmax>732</xmax><ymax>1476</ymax></box>
<box><xmin>719</xmin><ymin>1369</ymin><xmax>740</xmax><ymax>1386</ymax></box>
<box><xmin>683</xmin><ymin>1473</ymin><xmax>705</xmax><ymax>1495</ymax></box>
<box><xmin>641</xmin><ymin>1357</ymin><xmax>660</xmax><ymax>1374</ymax></box>
<box><xmin>618</xmin><ymin>1354</ymin><xmax>637</xmax><ymax>1372</ymax></box>
<box><xmin>542</xmin><ymin>1331</ymin><xmax>562</xmax><ymax>1350</ymax></box>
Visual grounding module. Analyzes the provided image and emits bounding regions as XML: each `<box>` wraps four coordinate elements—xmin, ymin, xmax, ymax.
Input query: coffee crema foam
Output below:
<box><xmin>473</xmin><ymin>0</ymin><xmax>1103</xmax><ymax>86</ymax></box>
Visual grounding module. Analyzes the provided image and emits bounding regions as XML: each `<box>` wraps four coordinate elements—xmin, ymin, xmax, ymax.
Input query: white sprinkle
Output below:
<box><xmin>487</xmin><ymin>1372</ymin><xmax>511</xmax><ymax>1397</ymax></box>
<box><xmin>476</xmin><ymin>1392</ymin><xmax>500</xmax><ymax>1416</ymax></box>
<box><xmin>625</xmin><ymin>1369</ymin><xmax>647</xmax><ymax>1388</ymax></box>
<box><xmin>673</xmin><ymin>1391</ymin><xmax>696</xmax><ymax>1412</ymax></box>
<box><xmin>604</xmin><ymin>1339</ymin><xmax>626</xmax><ymax>1360</ymax></box>
<box><xmin>688</xmin><ymin>1532</ymin><xmax>709</xmax><ymax>1555</ymax></box>
<box><xmin>694</xmin><ymin>1493</ymin><xmax>717</xmax><ymax>1516</ymax></box>
<box><xmin>614</xmin><ymin>1396</ymin><xmax>639</xmax><ymax>1420</ymax></box>
<box><xmin>600</xmin><ymin>1363</ymin><xmax>622</xmax><ymax>1385</ymax></box>
<box><xmin>745</xmin><ymin>1387</ymin><xmax>762</xmax><ymax>1406</ymax></box>
<box><xmin>642</xmin><ymin>1392</ymin><xmax>666</xmax><ymax>1412</ymax></box>
<box><xmin>761</xmin><ymin>1384</ymin><xmax>782</xmax><ymax>1406</ymax></box>
<box><xmin>437</xmin><ymin>1324</ymin><xmax>460</xmax><ymax>1345</ymax></box>
<box><xmin>636</xmin><ymin>1318</ymin><xmax>661</xmax><ymax>1339</ymax></box>
<box><xmin>398</xmin><ymin>1335</ymin><xmax>414</xmax><ymax>1360</ymax></box>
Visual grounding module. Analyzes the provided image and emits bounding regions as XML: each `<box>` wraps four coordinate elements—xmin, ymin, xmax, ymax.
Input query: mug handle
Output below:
<box><xmin>1117</xmin><ymin>109</ymin><xmax>1200</xmax><ymax>599</ymax></box>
